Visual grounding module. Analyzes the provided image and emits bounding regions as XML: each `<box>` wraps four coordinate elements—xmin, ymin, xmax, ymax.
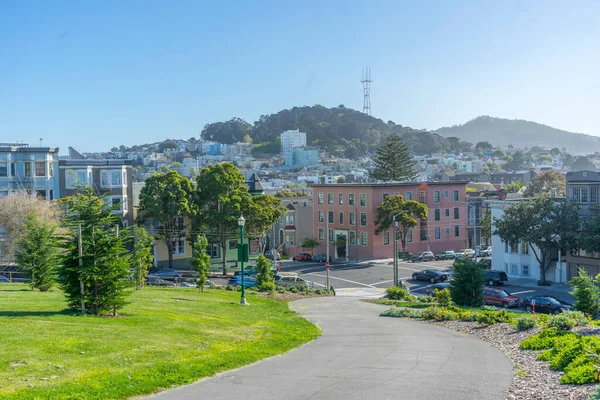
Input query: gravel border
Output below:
<box><xmin>419</xmin><ymin>319</ymin><xmax>597</xmax><ymax>400</ymax></box>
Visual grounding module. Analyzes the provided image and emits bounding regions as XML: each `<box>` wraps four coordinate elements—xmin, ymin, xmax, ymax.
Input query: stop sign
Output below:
<box><xmin>325</xmin><ymin>262</ymin><xmax>330</xmax><ymax>270</ymax></box>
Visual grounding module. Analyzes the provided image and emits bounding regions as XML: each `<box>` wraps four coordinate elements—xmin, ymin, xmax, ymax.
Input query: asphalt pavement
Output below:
<box><xmin>147</xmin><ymin>297</ymin><xmax>512</xmax><ymax>400</ymax></box>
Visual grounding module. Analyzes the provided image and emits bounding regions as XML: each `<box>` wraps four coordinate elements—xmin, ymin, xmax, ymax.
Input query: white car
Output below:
<box><xmin>478</xmin><ymin>246</ymin><xmax>492</xmax><ymax>257</ymax></box>
<box><xmin>459</xmin><ymin>249</ymin><xmax>476</xmax><ymax>258</ymax></box>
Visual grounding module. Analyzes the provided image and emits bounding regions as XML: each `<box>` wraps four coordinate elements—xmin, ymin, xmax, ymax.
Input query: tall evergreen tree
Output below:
<box><xmin>190</xmin><ymin>234</ymin><xmax>211</xmax><ymax>292</ymax></box>
<box><xmin>450</xmin><ymin>258</ymin><xmax>486</xmax><ymax>307</ymax></box>
<box><xmin>131</xmin><ymin>226</ymin><xmax>154</xmax><ymax>290</ymax></box>
<box><xmin>59</xmin><ymin>189</ymin><xmax>132</xmax><ymax>316</ymax></box>
<box><xmin>370</xmin><ymin>134</ymin><xmax>416</xmax><ymax>182</ymax></box>
<box><xmin>15</xmin><ymin>214</ymin><xmax>61</xmax><ymax>292</ymax></box>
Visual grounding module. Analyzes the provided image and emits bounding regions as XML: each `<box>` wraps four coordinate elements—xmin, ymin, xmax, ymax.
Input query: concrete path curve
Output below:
<box><xmin>148</xmin><ymin>297</ymin><xmax>512</xmax><ymax>400</ymax></box>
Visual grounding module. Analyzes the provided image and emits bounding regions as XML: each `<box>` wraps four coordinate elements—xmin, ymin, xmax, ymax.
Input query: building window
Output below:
<box><xmin>522</xmin><ymin>241</ymin><xmax>529</xmax><ymax>254</ymax></box>
<box><xmin>405</xmin><ymin>191</ymin><xmax>412</xmax><ymax>200</ymax></box>
<box><xmin>287</xmin><ymin>235</ymin><xmax>295</xmax><ymax>246</ymax></box>
<box><xmin>453</xmin><ymin>189</ymin><xmax>459</xmax><ymax>201</ymax></box>
<box><xmin>406</xmin><ymin>229</ymin><xmax>412</xmax><ymax>242</ymax></box>
<box><xmin>504</xmin><ymin>242</ymin><xmax>509</xmax><ymax>253</ymax></box>
<box><xmin>383</xmin><ymin>230</ymin><xmax>390</xmax><ymax>245</ymax></box>
<box><xmin>318</xmin><ymin>228</ymin><xmax>324</xmax><ymax>241</ymax></box>
<box><xmin>382</xmin><ymin>193</ymin><xmax>389</xmax><ymax>201</ymax></box>
<box><xmin>359</xmin><ymin>193</ymin><xmax>367</xmax><ymax>206</ymax></box>
<box><xmin>360</xmin><ymin>232</ymin><xmax>368</xmax><ymax>246</ymax></box>
<box><xmin>511</xmin><ymin>242</ymin><xmax>519</xmax><ymax>253</ymax></box>
<box><xmin>36</xmin><ymin>190</ymin><xmax>46</xmax><ymax>200</ymax></box>
<box><xmin>454</xmin><ymin>225</ymin><xmax>460</xmax><ymax>237</ymax></box>
<box><xmin>445</xmin><ymin>227</ymin><xmax>450</xmax><ymax>235</ymax></box>
<box><xmin>349</xmin><ymin>212</ymin><xmax>356</xmax><ymax>225</ymax></box>
<box><xmin>24</xmin><ymin>162</ymin><xmax>31</xmax><ymax>177</ymax></box>
<box><xmin>318</xmin><ymin>193</ymin><xmax>324</xmax><ymax>204</ymax></box>
<box><xmin>444</xmin><ymin>190</ymin><xmax>449</xmax><ymax>199</ymax></box>
<box><xmin>207</xmin><ymin>244</ymin><xmax>220</xmax><ymax>258</ymax></box>
<box><xmin>329</xmin><ymin>229</ymin><xmax>334</xmax><ymax>242</ymax></box>
<box><xmin>434</xmin><ymin>227</ymin><xmax>441</xmax><ymax>240</ymax></box>
<box><xmin>348</xmin><ymin>193</ymin><xmax>355</xmax><ymax>206</ymax></box>
<box><xmin>35</xmin><ymin>162</ymin><xmax>46</xmax><ymax>177</ymax></box>
<box><xmin>111</xmin><ymin>171</ymin><xmax>122</xmax><ymax>186</ymax></box>
<box><xmin>511</xmin><ymin>264</ymin><xmax>519</xmax><ymax>275</ymax></box>
<box><xmin>328</xmin><ymin>211</ymin><xmax>334</xmax><ymax>224</ymax></box>
<box><xmin>434</xmin><ymin>191</ymin><xmax>440</xmax><ymax>203</ymax></box>
<box><xmin>229</xmin><ymin>240</ymin><xmax>238</xmax><ymax>249</ymax></box>
<box><xmin>453</xmin><ymin>207</ymin><xmax>459</xmax><ymax>219</ymax></box>
<box><xmin>172</xmin><ymin>238</ymin><xmax>185</xmax><ymax>256</ymax></box>
<box><xmin>349</xmin><ymin>231</ymin><xmax>356</xmax><ymax>244</ymax></box>
<box><xmin>434</xmin><ymin>209</ymin><xmax>440</xmax><ymax>221</ymax></box>
<box><xmin>522</xmin><ymin>265</ymin><xmax>530</xmax><ymax>276</ymax></box>
<box><xmin>419</xmin><ymin>191</ymin><xmax>426</xmax><ymax>203</ymax></box>
<box><xmin>0</xmin><ymin>162</ymin><xmax>7</xmax><ymax>177</ymax></box>
<box><xmin>339</xmin><ymin>212</ymin><xmax>344</xmax><ymax>225</ymax></box>
<box><xmin>338</xmin><ymin>193</ymin><xmax>344</xmax><ymax>205</ymax></box>
<box><xmin>360</xmin><ymin>212</ymin><xmax>367</xmax><ymax>226</ymax></box>
<box><xmin>581</xmin><ymin>188</ymin><xmax>589</xmax><ymax>203</ymax></box>
<box><xmin>445</xmin><ymin>208</ymin><xmax>450</xmax><ymax>217</ymax></box>
<box><xmin>328</xmin><ymin>193</ymin><xmax>334</xmax><ymax>204</ymax></box>
<box><xmin>10</xmin><ymin>163</ymin><xmax>15</xmax><ymax>177</ymax></box>
<box><xmin>287</xmin><ymin>215</ymin><xmax>295</xmax><ymax>225</ymax></box>
<box><xmin>318</xmin><ymin>210</ymin><xmax>324</xmax><ymax>223</ymax></box>
<box><xmin>592</xmin><ymin>187</ymin><xmax>598</xmax><ymax>205</ymax></box>
<box><xmin>420</xmin><ymin>228</ymin><xmax>428</xmax><ymax>241</ymax></box>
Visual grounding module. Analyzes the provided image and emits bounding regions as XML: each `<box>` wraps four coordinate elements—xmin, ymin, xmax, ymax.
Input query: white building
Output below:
<box><xmin>280</xmin><ymin>130</ymin><xmax>307</xmax><ymax>154</ymax></box>
<box><xmin>490</xmin><ymin>200</ymin><xmax>567</xmax><ymax>284</ymax></box>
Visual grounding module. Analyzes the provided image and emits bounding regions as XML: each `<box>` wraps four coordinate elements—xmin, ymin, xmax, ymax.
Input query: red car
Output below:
<box><xmin>484</xmin><ymin>288</ymin><xmax>520</xmax><ymax>308</ymax></box>
<box><xmin>293</xmin><ymin>253</ymin><xmax>312</xmax><ymax>262</ymax></box>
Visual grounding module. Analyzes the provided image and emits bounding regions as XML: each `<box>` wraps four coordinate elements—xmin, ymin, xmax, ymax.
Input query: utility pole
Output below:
<box><xmin>78</xmin><ymin>224</ymin><xmax>85</xmax><ymax>315</ymax></box>
<box><xmin>326</xmin><ymin>216</ymin><xmax>330</xmax><ymax>288</ymax></box>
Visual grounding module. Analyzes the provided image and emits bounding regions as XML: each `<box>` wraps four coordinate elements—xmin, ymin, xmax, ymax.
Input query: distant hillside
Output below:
<box><xmin>201</xmin><ymin>105</ymin><xmax>451</xmax><ymax>157</ymax></box>
<box><xmin>435</xmin><ymin>116</ymin><xmax>600</xmax><ymax>154</ymax></box>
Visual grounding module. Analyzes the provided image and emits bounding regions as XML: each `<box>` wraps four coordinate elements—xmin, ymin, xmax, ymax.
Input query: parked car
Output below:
<box><xmin>227</xmin><ymin>276</ymin><xmax>257</xmax><ymax>288</ymax></box>
<box><xmin>485</xmin><ymin>270</ymin><xmax>508</xmax><ymax>286</ymax></box>
<box><xmin>458</xmin><ymin>249</ymin><xmax>476</xmax><ymax>259</ymax></box>
<box><xmin>484</xmin><ymin>287</ymin><xmax>520</xmax><ymax>308</ymax></box>
<box><xmin>435</xmin><ymin>251</ymin><xmax>456</xmax><ymax>260</ymax></box>
<box><xmin>0</xmin><ymin>275</ymin><xmax>10</xmax><ymax>283</ymax></box>
<box><xmin>275</xmin><ymin>275</ymin><xmax>308</xmax><ymax>287</ymax></box>
<box><xmin>293</xmin><ymin>253</ymin><xmax>312</xmax><ymax>262</ymax></box>
<box><xmin>312</xmin><ymin>254</ymin><xmax>328</xmax><ymax>262</ymax></box>
<box><xmin>412</xmin><ymin>269</ymin><xmax>448</xmax><ymax>283</ymax></box>
<box><xmin>146</xmin><ymin>277</ymin><xmax>172</xmax><ymax>286</ymax></box>
<box><xmin>179</xmin><ymin>282</ymin><xmax>197</xmax><ymax>288</ymax></box>
<box><xmin>264</xmin><ymin>249</ymin><xmax>280</xmax><ymax>260</ymax></box>
<box><xmin>234</xmin><ymin>268</ymin><xmax>255</xmax><ymax>276</ymax></box>
<box><xmin>425</xmin><ymin>282</ymin><xmax>451</xmax><ymax>296</ymax></box>
<box><xmin>411</xmin><ymin>251</ymin><xmax>435</xmax><ymax>262</ymax></box>
<box><xmin>477</xmin><ymin>257</ymin><xmax>493</xmax><ymax>269</ymax></box>
<box><xmin>478</xmin><ymin>246</ymin><xmax>492</xmax><ymax>257</ymax></box>
<box><xmin>520</xmin><ymin>296</ymin><xmax>571</xmax><ymax>314</ymax></box>
<box><xmin>150</xmin><ymin>269</ymin><xmax>182</xmax><ymax>278</ymax></box>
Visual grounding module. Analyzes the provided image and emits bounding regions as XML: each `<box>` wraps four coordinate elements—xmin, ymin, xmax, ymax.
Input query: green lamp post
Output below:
<box><xmin>238</xmin><ymin>215</ymin><xmax>248</xmax><ymax>305</ymax></box>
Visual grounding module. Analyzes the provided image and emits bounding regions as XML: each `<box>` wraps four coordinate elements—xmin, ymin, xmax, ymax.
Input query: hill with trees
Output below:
<box><xmin>435</xmin><ymin>116</ymin><xmax>600</xmax><ymax>154</ymax></box>
<box><xmin>200</xmin><ymin>105</ymin><xmax>451</xmax><ymax>157</ymax></box>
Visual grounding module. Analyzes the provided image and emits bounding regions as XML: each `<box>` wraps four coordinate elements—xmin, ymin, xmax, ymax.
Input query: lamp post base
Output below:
<box><xmin>240</xmin><ymin>297</ymin><xmax>249</xmax><ymax>305</ymax></box>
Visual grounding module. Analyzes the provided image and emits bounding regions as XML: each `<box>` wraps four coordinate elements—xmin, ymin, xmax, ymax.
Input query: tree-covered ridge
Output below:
<box><xmin>200</xmin><ymin>105</ymin><xmax>452</xmax><ymax>157</ymax></box>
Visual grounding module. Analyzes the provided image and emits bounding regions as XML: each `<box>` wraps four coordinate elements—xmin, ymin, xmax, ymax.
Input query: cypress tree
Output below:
<box><xmin>371</xmin><ymin>134</ymin><xmax>416</xmax><ymax>182</ymax></box>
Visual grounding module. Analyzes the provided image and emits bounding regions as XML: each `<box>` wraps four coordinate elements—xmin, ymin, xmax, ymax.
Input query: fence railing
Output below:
<box><xmin>0</xmin><ymin>271</ymin><xmax>29</xmax><ymax>283</ymax></box>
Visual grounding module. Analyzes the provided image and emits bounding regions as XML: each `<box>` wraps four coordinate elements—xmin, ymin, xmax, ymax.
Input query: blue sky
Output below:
<box><xmin>2</xmin><ymin>0</ymin><xmax>599</xmax><ymax>154</ymax></box>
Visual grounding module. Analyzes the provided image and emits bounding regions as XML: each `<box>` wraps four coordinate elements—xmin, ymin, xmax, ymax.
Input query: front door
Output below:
<box><xmin>335</xmin><ymin>233</ymin><xmax>347</xmax><ymax>259</ymax></box>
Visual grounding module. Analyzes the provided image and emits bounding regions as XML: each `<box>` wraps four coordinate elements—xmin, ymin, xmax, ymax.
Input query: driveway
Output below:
<box><xmin>148</xmin><ymin>297</ymin><xmax>512</xmax><ymax>400</ymax></box>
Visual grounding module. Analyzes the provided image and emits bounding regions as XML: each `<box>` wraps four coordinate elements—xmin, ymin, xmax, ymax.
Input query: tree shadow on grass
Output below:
<box><xmin>0</xmin><ymin>309</ymin><xmax>78</xmax><ymax>318</ymax></box>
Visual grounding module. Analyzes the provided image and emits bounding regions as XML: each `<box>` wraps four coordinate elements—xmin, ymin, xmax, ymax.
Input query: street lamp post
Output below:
<box><xmin>238</xmin><ymin>215</ymin><xmax>248</xmax><ymax>305</ymax></box>
<box><xmin>393</xmin><ymin>212</ymin><xmax>401</xmax><ymax>287</ymax></box>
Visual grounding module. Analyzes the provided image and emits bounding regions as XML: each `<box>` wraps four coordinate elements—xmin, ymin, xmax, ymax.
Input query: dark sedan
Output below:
<box><xmin>293</xmin><ymin>253</ymin><xmax>312</xmax><ymax>262</ymax></box>
<box><xmin>520</xmin><ymin>296</ymin><xmax>571</xmax><ymax>314</ymax></box>
<box><xmin>425</xmin><ymin>282</ymin><xmax>451</xmax><ymax>296</ymax></box>
<box><xmin>312</xmin><ymin>254</ymin><xmax>328</xmax><ymax>262</ymax></box>
<box><xmin>412</xmin><ymin>269</ymin><xmax>448</xmax><ymax>283</ymax></box>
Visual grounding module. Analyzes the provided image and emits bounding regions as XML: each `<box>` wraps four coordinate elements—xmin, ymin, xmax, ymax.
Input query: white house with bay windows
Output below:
<box><xmin>490</xmin><ymin>200</ymin><xmax>567</xmax><ymax>283</ymax></box>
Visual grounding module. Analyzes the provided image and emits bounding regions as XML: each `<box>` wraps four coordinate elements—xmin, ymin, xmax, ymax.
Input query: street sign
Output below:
<box><xmin>325</xmin><ymin>262</ymin><xmax>330</xmax><ymax>270</ymax></box>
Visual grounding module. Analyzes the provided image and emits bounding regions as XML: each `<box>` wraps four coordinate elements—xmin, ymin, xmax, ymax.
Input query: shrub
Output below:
<box><xmin>434</xmin><ymin>288</ymin><xmax>452</xmax><ymax>306</ymax></box>
<box><xmin>477</xmin><ymin>310</ymin><xmax>512</xmax><ymax>326</ymax></box>
<box><xmin>521</xmin><ymin>328</ymin><xmax>570</xmax><ymax>350</ymax></box>
<box><xmin>386</xmin><ymin>286</ymin><xmax>410</xmax><ymax>300</ymax></box>
<box><xmin>549</xmin><ymin>314</ymin><xmax>576</xmax><ymax>331</ymax></box>
<box><xmin>515</xmin><ymin>316</ymin><xmax>537</xmax><ymax>331</ymax></box>
<box><xmin>561</xmin><ymin>363</ymin><xmax>597</xmax><ymax>385</ymax></box>
<box><xmin>226</xmin><ymin>285</ymin><xmax>235</xmax><ymax>291</ymax></box>
<box><xmin>459</xmin><ymin>311</ymin><xmax>477</xmax><ymax>322</ymax></box>
<box><xmin>480</xmin><ymin>305</ymin><xmax>497</xmax><ymax>311</ymax></box>
<box><xmin>421</xmin><ymin>306</ymin><xmax>459</xmax><ymax>321</ymax></box>
<box><xmin>418</xmin><ymin>296</ymin><xmax>433</xmax><ymax>303</ymax></box>
<box><xmin>381</xmin><ymin>307</ymin><xmax>422</xmax><ymax>318</ymax></box>
<box><xmin>562</xmin><ymin>311</ymin><xmax>590</xmax><ymax>327</ymax></box>
<box><xmin>259</xmin><ymin>282</ymin><xmax>275</xmax><ymax>294</ymax></box>
<box><xmin>450</xmin><ymin>258</ymin><xmax>485</xmax><ymax>307</ymax></box>
<box><xmin>569</xmin><ymin>268</ymin><xmax>600</xmax><ymax>317</ymax></box>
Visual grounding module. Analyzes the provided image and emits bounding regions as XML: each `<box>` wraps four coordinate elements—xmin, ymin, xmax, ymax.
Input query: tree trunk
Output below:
<box><xmin>221</xmin><ymin>231</ymin><xmax>227</xmax><ymax>275</ymax></box>
<box><xmin>166</xmin><ymin>239</ymin><xmax>174</xmax><ymax>269</ymax></box>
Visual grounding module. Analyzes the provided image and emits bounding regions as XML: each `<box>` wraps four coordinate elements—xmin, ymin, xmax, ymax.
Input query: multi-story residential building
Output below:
<box><xmin>284</xmin><ymin>148</ymin><xmax>319</xmax><ymax>167</ymax></box>
<box><xmin>280</xmin><ymin>129</ymin><xmax>307</xmax><ymax>153</ymax></box>
<box><xmin>0</xmin><ymin>143</ymin><xmax>59</xmax><ymax>200</ymax></box>
<box><xmin>312</xmin><ymin>182</ymin><xmax>469</xmax><ymax>260</ymax></box>
<box><xmin>565</xmin><ymin>170</ymin><xmax>600</xmax><ymax>278</ymax></box>
<box><xmin>267</xmin><ymin>197</ymin><xmax>314</xmax><ymax>257</ymax></box>
<box><xmin>59</xmin><ymin>159</ymin><xmax>134</xmax><ymax>226</ymax></box>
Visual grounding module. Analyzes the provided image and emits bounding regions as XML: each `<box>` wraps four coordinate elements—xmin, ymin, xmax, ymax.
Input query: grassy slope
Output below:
<box><xmin>0</xmin><ymin>284</ymin><xmax>320</xmax><ymax>399</ymax></box>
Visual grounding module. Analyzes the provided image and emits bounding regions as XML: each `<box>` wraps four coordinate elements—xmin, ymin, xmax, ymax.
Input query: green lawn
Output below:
<box><xmin>0</xmin><ymin>284</ymin><xmax>320</xmax><ymax>399</ymax></box>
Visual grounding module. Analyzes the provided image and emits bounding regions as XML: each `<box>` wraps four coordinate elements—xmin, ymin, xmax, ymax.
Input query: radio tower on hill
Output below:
<box><xmin>361</xmin><ymin>67</ymin><xmax>372</xmax><ymax>115</ymax></box>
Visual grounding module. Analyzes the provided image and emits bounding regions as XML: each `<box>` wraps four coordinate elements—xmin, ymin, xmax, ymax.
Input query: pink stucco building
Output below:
<box><xmin>312</xmin><ymin>182</ymin><xmax>469</xmax><ymax>260</ymax></box>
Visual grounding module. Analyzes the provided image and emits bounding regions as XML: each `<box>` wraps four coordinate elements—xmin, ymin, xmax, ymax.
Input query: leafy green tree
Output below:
<box><xmin>449</xmin><ymin>258</ymin><xmax>486</xmax><ymax>307</ymax></box>
<box><xmin>15</xmin><ymin>214</ymin><xmax>61</xmax><ymax>291</ymax></box>
<box><xmin>481</xmin><ymin>212</ymin><xmax>492</xmax><ymax>243</ymax></box>
<box><xmin>336</xmin><ymin>176</ymin><xmax>346</xmax><ymax>183</ymax></box>
<box><xmin>503</xmin><ymin>150</ymin><xmax>529</xmax><ymax>171</ymax></box>
<box><xmin>524</xmin><ymin>170</ymin><xmax>565</xmax><ymax>197</ymax></box>
<box><xmin>137</xmin><ymin>171</ymin><xmax>194</xmax><ymax>269</ymax></box>
<box><xmin>475</xmin><ymin>141</ymin><xmax>493</xmax><ymax>153</ymax></box>
<box><xmin>571</xmin><ymin>156</ymin><xmax>597</xmax><ymax>172</ymax></box>
<box><xmin>371</xmin><ymin>135</ymin><xmax>416</xmax><ymax>182</ymax></box>
<box><xmin>201</xmin><ymin>117</ymin><xmax>253</xmax><ymax>144</ymax></box>
<box><xmin>301</xmin><ymin>237</ymin><xmax>321</xmax><ymax>254</ymax></box>
<box><xmin>504</xmin><ymin>180</ymin><xmax>525</xmax><ymax>193</ymax></box>
<box><xmin>131</xmin><ymin>226</ymin><xmax>154</xmax><ymax>290</ymax></box>
<box><xmin>568</xmin><ymin>268</ymin><xmax>600</xmax><ymax>316</ymax></box>
<box><xmin>494</xmin><ymin>196</ymin><xmax>580</xmax><ymax>285</ymax></box>
<box><xmin>374</xmin><ymin>194</ymin><xmax>427</xmax><ymax>252</ymax></box>
<box><xmin>254</xmin><ymin>254</ymin><xmax>274</xmax><ymax>287</ymax></box>
<box><xmin>550</xmin><ymin>148</ymin><xmax>561</xmax><ymax>157</ymax></box>
<box><xmin>195</xmin><ymin>162</ymin><xmax>253</xmax><ymax>274</ymax></box>
<box><xmin>59</xmin><ymin>189</ymin><xmax>131</xmax><ymax>316</ymax></box>
<box><xmin>538</xmin><ymin>154</ymin><xmax>553</xmax><ymax>163</ymax></box>
<box><xmin>243</xmin><ymin>194</ymin><xmax>286</xmax><ymax>255</ymax></box>
<box><xmin>190</xmin><ymin>234</ymin><xmax>211</xmax><ymax>292</ymax></box>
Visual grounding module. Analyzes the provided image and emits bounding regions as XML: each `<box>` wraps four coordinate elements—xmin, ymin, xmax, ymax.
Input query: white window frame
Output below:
<box><xmin>383</xmin><ymin>230</ymin><xmax>390</xmax><ymax>245</ymax></box>
<box><xmin>360</xmin><ymin>232</ymin><xmax>368</xmax><ymax>246</ymax></box>
<box><xmin>172</xmin><ymin>238</ymin><xmax>186</xmax><ymax>256</ymax></box>
<box><xmin>318</xmin><ymin>228</ymin><xmax>324</xmax><ymax>241</ymax></box>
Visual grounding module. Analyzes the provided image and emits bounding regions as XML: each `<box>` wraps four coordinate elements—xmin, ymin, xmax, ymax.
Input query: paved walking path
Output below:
<box><xmin>148</xmin><ymin>297</ymin><xmax>512</xmax><ymax>400</ymax></box>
